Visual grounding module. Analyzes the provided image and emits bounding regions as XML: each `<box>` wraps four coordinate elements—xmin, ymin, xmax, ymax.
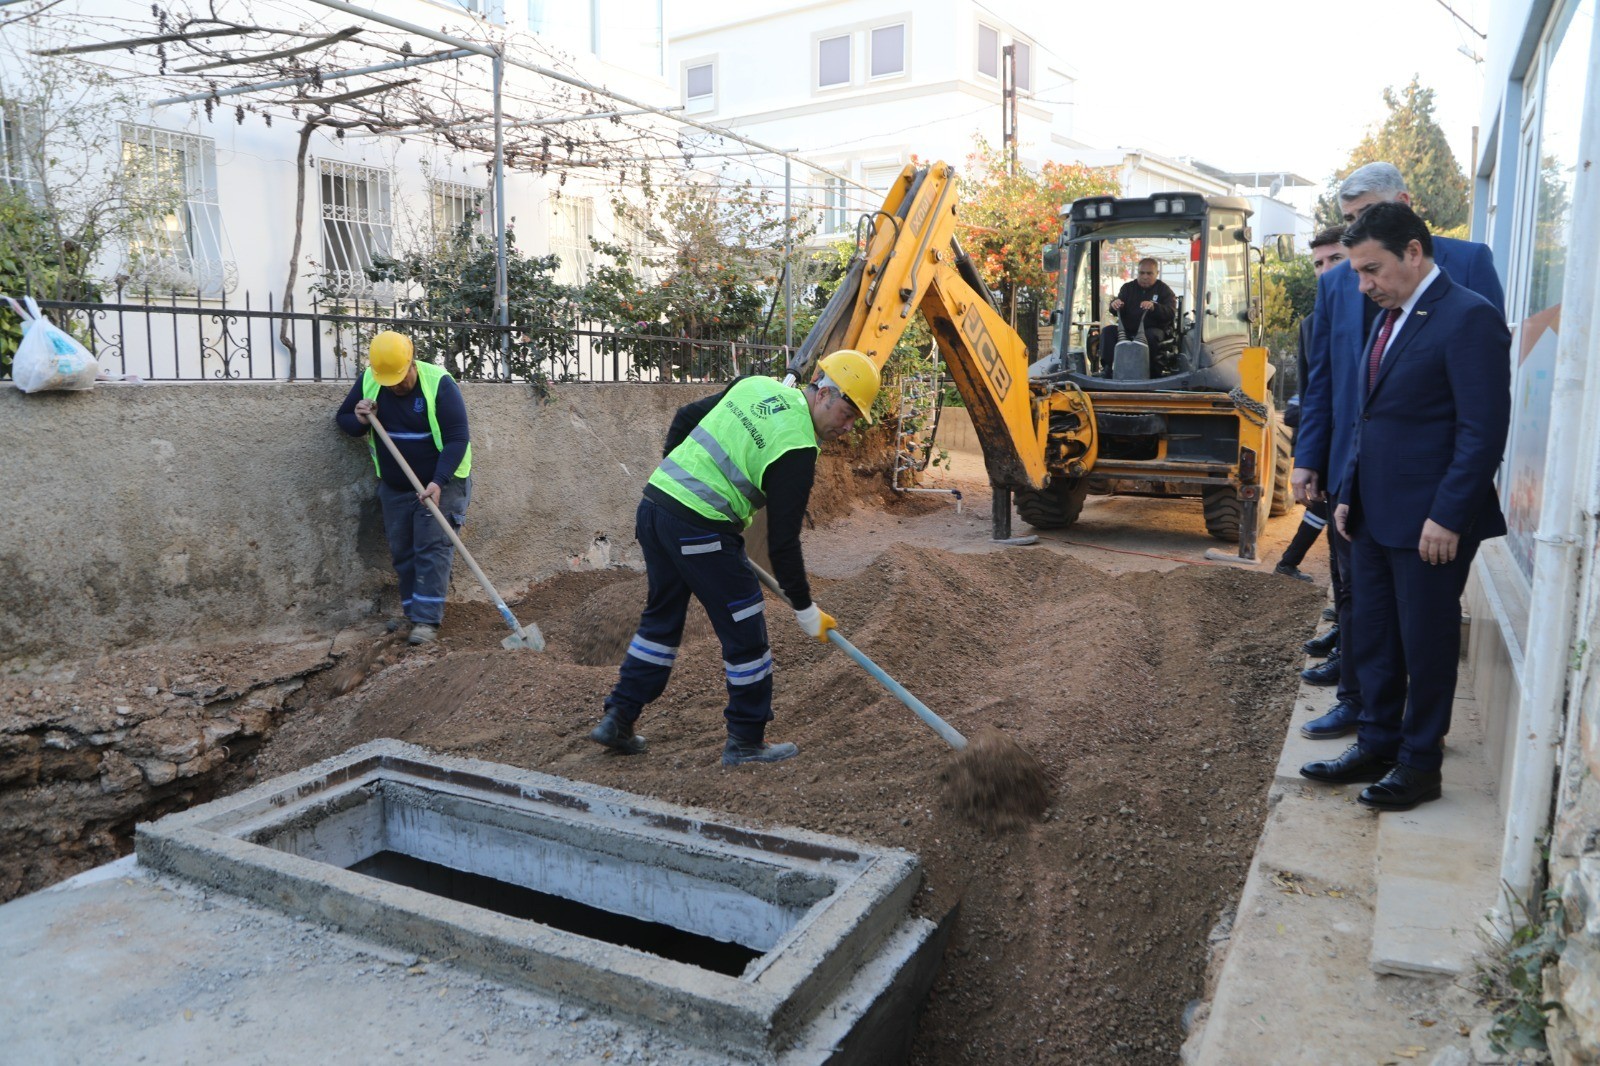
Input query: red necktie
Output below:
<box><xmin>1367</xmin><ymin>307</ymin><xmax>1400</xmax><ymax>395</ymax></box>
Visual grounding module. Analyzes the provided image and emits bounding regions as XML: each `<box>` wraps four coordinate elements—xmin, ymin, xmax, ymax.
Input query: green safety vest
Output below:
<box><xmin>361</xmin><ymin>360</ymin><xmax>473</xmax><ymax>479</ymax></box>
<box><xmin>648</xmin><ymin>377</ymin><xmax>817</xmax><ymax>528</ymax></box>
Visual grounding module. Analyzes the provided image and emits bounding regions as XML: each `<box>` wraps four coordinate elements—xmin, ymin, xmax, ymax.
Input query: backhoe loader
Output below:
<box><xmin>785</xmin><ymin>162</ymin><xmax>1291</xmax><ymax>560</ymax></box>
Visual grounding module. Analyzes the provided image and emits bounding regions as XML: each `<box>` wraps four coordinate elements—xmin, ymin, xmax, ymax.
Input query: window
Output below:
<box><xmin>1204</xmin><ymin>212</ymin><xmax>1250</xmax><ymax>341</ymax></box>
<box><xmin>550</xmin><ymin>196</ymin><xmax>594</xmax><ymax>285</ymax></box>
<box><xmin>977</xmin><ymin>24</ymin><xmax>998</xmax><ymax>79</ymax></box>
<box><xmin>319</xmin><ymin>160</ymin><xmax>393</xmax><ymax>298</ymax></box>
<box><xmin>821</xmin><ymin>176</ymin><xmax>848</xmax><ymax>235</ymax></box>
<box><xmin>120</xmin><ymin>124</ymin><xmax>232</xmax><ymax>297</ymax></box>
<box><xmin>870</xmin><ymin>24</ymin><xmax>905</xmax><ymax>78</ymax></box>
<box><xmin>685</xmin><ymin>60</ymin><xmax>714</xmax><ymax>112</ymax></box>
<box><xmin>818</xmin><ymin>34</ymin><xmax>851</xmax><ymax>88</ymax></box>
<box><xmin>431</xmin><ymin>179</ymin><xmax>485</xmax><ymax>251</ymax></box>
<box><xmin>1</xmin><ymin>100</ymin><xmax>41</xmax><ymax>200</ymax></box>
<box><xmin>1013</xmin><ymin>41</ymin><xmax>1032</xmax><ymax>91</ymax></box>
<box><xmin>1523</xmin><ymin>0</ymin><xmax>1589</xmax><ymax>317</ymax></box>
<box><xmin>863</xmin><ymin>161</ymin><xmax>904</xmax><ymax>196</ymax></box>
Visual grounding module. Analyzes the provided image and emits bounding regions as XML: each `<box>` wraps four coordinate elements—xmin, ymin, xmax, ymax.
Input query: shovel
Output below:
<box><xmin>366</xmin><ymin>414</ymin><xmax>545</xmax><ymax>651</ymax></box>
<box><xmin>744</xmin><ymin>559</ymin><xmax>966</xmax><ymax>750</ymax></box>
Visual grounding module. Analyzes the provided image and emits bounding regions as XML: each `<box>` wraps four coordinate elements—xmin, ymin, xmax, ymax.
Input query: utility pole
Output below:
<box><xmin>1001</xmin><ymin>44</ymin><xmax>1018</xmax><ymax>177</ymax></box>
<box><xmin>1001</xmin><ymin>43</ymin><xmax>1019</xmax><ymax>328</ymax></box>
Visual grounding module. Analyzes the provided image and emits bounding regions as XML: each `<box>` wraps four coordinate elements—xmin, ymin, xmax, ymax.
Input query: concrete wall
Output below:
<box><xmin>0</xmin><ymin>381</ymin><xmax>709</xmax><ymax>664</ymax></box>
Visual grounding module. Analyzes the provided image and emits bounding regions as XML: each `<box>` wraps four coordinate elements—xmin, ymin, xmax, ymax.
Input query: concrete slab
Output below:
<box><xmin>4</xmin><ymin>741</ymin><xmax>950</xmax><ymax>1065</ymax></box>
<box><xmin>1370</xmin><ymin>694</ymin><xmax>1503</xmax><ymax>978</ymax></box>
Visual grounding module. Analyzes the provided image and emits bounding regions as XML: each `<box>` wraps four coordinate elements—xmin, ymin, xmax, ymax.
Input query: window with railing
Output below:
<box><xmin>319</xmin><ymin>159</ymin><xmax>393</xmax><ymax>298</ymax></box>
<box><xmin>1</xmin><ymin>100</ymin><xmax>42</xmax><ymax>201</ymax></box>
<box><xmin>821</xmin><ymin>176</ymin><xmax>848</xmax><ymax>235</ymax></box>
<box><xmin>430</xmin><ymin>178</ymin><xmax>486</xmax><ymax>251</ymax></box>
<box><xmin>119</xmin><ymin>124</ymin><xmax>233</xmax><ymax>297</ymax></box>
<box><xmin>550</xmin><ymin>196</ymin><xmax>594</xmax><ymax>285</ymax></box>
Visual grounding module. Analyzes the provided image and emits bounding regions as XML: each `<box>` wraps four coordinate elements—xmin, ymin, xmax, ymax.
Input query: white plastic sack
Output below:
<box><xmin>6</xmin><ymin>295</ymin><xmax>100</xmax><ymax>393</ymax></box>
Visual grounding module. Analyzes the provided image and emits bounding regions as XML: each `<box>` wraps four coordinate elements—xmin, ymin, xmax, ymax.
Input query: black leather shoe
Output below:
<box><xmin>1301</xmin><ymin>653</ymin><xmax>1341</xmax><ymax>686</ymax></box>
<box><xmin>1303</xmin><ymin>626</ymin><xmax>1340</xmax><ymax>658</ymax></box>
<box><xmin>1300</xmin><ymin>743</ymin><xmax>1396</xmax><ymax>784</ymax></box>
<box><xmin>1301</xmin><ymin>700</ymin><xmax>1358</xmax><ymax>740</ymax></box>
<box><xmin>1322</xmin><ymin>607</ymin><xmax>1338</xmax><ymax>622</ymax></box>
<box><xmin>589</xmin><ymin>713</ymin><xmax>646</xmax><ymax>754</ymax></box>
<box><xmin>1358</xmin><ymin>765</ymin><xmax>1443</xmax><ymax>811</ymax></box>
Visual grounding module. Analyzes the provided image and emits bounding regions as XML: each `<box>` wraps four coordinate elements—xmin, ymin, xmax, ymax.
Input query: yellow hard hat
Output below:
<box><xmin>816</xmin><ymin>349</ymin><xmax>880</xmax><ymax>423</ymax></box>
<box><xmin>369</xmin><ymin>330</ymin><xmax>414</xmax><ymax>387</ymax></box>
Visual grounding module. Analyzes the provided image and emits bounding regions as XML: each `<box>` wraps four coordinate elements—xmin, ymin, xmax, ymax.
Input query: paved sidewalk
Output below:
<box><xmin>1182</xmin><ymin>623</ymin><xmax>1516</xmax><ymax>1065</ymax></box>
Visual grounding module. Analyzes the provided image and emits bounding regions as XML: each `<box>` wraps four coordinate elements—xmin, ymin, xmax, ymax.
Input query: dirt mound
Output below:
<box><xmin>942</xmin><ymin>726</ymin><xmax>1053</xmax><ymax>831</ymax></box>
<box><xmin>250</xmin><ymin>540</ymin><xmax>1321</xmax><ymax>1063</ymax></box>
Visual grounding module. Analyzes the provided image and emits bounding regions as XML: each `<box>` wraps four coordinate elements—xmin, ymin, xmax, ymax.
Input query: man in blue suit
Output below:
<box><xmin>1290</xmin><ymin>162</ymin><xmax>1504</xmax><ymax>742</ymax></box>
<box><xmin>1298</xmin><ymin>203</ymin><xmax>1510</xmax><ymax>810</ymax></box>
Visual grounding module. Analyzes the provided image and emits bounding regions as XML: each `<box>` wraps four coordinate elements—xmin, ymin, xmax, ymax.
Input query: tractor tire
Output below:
<box><xmin>1202</xmin><ymin>485</ymin><xmax>1242</xmax><ymax>542</ymax></box>
<box><xmin>1016</xmin><ymin>477</ymin><xmax>1090</xmax><ymax>530</ymax></box>
<box><xmin>1269</xmin><ymin>427</ymin><xmax>1294</xmax><ymax>518</ymax></box>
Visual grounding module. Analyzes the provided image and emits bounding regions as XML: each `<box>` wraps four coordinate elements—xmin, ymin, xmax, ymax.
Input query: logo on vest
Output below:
<box><xmin>753</xmin><ymin>396</ymin><xmax>789</xmax><ymax>418</ymax></box>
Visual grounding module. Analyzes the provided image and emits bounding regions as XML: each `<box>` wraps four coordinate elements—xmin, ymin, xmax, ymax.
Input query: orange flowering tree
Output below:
<box><xmin>958</xmin><ymin>138</ymin><xmax>1119</xmax><ymax>322</ymax></box>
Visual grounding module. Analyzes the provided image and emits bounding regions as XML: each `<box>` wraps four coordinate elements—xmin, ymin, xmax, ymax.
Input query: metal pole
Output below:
<box><xmin>493</xmin><ymin>50</ymin><xmax>510</xmax><ymax>377</ymax></box>
<box><xmin>151</xmin><ymin>49</ymin><xmax>476</xmax><ymax>105</ymax></box>
<box><xmin>784</xmin><ymin>157</ymin><xmax>793</xmax><ymax>351</ymax></box>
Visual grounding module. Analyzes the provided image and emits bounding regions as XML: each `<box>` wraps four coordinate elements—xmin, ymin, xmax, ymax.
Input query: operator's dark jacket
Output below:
<box><xmin>1112</xmin><ymin>279</ymin><xmax>1176</xmax><ymax>339</ymax></box>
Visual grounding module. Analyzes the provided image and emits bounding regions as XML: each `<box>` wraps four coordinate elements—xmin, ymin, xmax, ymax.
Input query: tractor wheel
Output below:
<box><xmin>1202</xmin><ymin>486</ymin><xmax>1242</xmax><ymax>542</ymax></box>
<box><xmin>1016</xmin><ymin>477</ymin><xmax>1090</xmax><ymax>530</ymax></box>
<box><xmin>1269</xmin><ymin>427</ymin><xmax>1294</xmax><ymax>518</ymax></box>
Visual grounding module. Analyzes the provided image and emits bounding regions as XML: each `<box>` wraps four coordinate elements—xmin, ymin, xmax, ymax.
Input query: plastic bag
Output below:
<box><xmin>6</xmin><ymin>295</ymin><xmax>100</xmax><ymax>393</ymax></box>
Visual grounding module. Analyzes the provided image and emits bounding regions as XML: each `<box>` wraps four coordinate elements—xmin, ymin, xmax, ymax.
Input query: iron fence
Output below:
<box><xmin>22</xmin><ymin>288</ymin><xmax>792</xmax><ymax>384</ymax></box>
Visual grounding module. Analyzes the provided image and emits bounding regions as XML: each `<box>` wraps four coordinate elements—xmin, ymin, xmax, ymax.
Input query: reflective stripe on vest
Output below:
<box><xmin>361</xmin><ymin>361</ymin><xmax>473</xmax><ymax>479</ymax></box>
<box><xmin>646</xmin><ymin>377</ymin><xmax>816</xmax><ymax>528</ymax></box>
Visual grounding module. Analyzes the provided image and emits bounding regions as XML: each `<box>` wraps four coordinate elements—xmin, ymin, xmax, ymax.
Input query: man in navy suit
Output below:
<box><xmin>1290</xmin><ymin>163</ymin><xmax>1504</xmax><ymax>742</ymax></box>
<box><xmin>1298</xmin><ymin>203</ymin><xmax>1510</xmax><ymax>810</ymax></box>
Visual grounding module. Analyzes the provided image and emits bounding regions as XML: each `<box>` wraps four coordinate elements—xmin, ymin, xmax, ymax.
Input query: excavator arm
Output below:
<box><xmin>788</xmin><ymin>161</ymin><xmax>1093</xmax><ymax>501</ymax></box>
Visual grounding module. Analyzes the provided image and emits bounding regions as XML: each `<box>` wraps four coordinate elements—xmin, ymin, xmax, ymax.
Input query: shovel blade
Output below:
<box><xmin>501</xmin><ymin>624</ymin><xmax>547</xmax><ymax>652</ymax></box>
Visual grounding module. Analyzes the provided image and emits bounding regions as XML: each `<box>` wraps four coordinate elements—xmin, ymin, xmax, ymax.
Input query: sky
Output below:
<box><xmin>665</xmin><ymin>0</ymin><xmax>1494</xmax><ymax>189</ymax></box>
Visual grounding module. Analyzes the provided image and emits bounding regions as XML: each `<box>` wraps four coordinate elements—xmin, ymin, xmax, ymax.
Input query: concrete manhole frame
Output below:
<box><xmin>135</xmin><ymin>739</ymin><xmax>943</xmax><ymax>1060</ymax></box>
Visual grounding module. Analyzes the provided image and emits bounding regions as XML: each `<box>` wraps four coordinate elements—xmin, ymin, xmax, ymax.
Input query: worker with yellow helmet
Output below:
<box><xmin>336</xmin><ymin>330</ymin><xmax>473</xmax><ymax>645</ymax></box>
<box><xmin>590</xmin><ymin>350</ymin><xmax>880</xmax><ymax>766</ymax></box>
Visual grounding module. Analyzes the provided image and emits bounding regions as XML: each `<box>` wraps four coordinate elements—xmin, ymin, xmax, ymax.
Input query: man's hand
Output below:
<box><xmin>1109</xmin><ymin>298</ymin><xmax>1124</xmax><ymax>312</ymax></box>
<box><xmin>1290</xmin><ymin>466</ymin><xmax>1322</xmax><ymax>505</ymax></box>
<box><xmin>354</xmin><ymin>398</ymin><xmax>376</xmax><ymax>425</ymax></box>
<box><xmin>418</xmin><ymin>482</ymin><xmax>441</xmax><ymax>507</ymax></box>
<box><xmin>1334</xmin><ymin>503</ymin><xmax>1352</xmax><ymax>541</ymax></box>
<box><xmin>1418</xmin><ymin>519</ymin><xmax>1460</xmax><ymax>565</ymax></box>
<box><xmin>1138</xmin><ymin>300</ymin><xmax>1155</xmax><ymax>310</ymax></box>
<box><xmin>794</xmin><ymin>603</ymin><xmax>837</xmax><ymax>644</ymax></box>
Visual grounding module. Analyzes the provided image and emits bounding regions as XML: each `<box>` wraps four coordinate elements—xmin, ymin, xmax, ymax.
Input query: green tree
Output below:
<box><xmin>363</xmin><ymin>223</ymin><xmax>576</xmax><ymax>390</ymax></box>
<box><xmin>959</xmin><ymin>138</ymin><xmax>1119</xmax><ymax>320</ymax></box>
<box><xmin>1317</xmin><ymin>77</ymin><xmax>1470</xmax><ymax>231</ymax></box>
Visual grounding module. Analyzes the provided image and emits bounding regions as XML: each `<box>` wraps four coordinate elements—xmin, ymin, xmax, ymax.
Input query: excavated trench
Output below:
<box><xmin>2</xmin><ymin>473</ymin><xmax>1322</xmax><ymax>1063</ymax></box>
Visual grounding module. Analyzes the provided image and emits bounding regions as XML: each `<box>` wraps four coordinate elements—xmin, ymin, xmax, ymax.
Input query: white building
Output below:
<box><xmin>1466</xmin><ymin>0</ymin><xmax>1600</xmax><ymax>1054</ymax></box>
<box><xmin>669</xmin><ymin>0</ymin><xmax>1085</xmax><ymax>239</ymax></box>
<box><xmin>0</xmin><ymin>0</ymin><xmax>676</xmax><ymax>378</ymax></box>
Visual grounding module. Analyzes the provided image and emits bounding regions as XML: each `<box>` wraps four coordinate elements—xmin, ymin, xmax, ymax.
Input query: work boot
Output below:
<box><xmin>385</xmin><ymin>617</ymin><xmax>409</xmax><ymax>635</ymax></box>
<box><xmin>1274</xmin><ymin>563</ymin><xmax>1314</xmax><ymax>583</ymax></box>
<box><xmin>1303</xmin><ymin>625</ymin><xmax>1339</xmax><ymax>658</ymax></box>
<box><xmin>589</xmin><ymin>713</ymin><xmax>646</xmax><ymax>755</ymax></box>
<box><xmin>1301</xmin><ymin>700</ymin><xmax>1358</xmax><ymax>740</ymax></box>
<box><xmin>1322</xmin><ymin>606</ymin><xmax>1338</xmax><ymax>622</ymax></box>
<box><xmin>408</xmin><ymin>623</ymin><xmax>438</xmax><ymax>645</ymax></box>
<box><xmin>1300</xmin><ymin>653</ymin><xmax>1341</xmax><ymax>686</ymax></box>
<box><xmin>722</xmin><ymin>738</ymin><xmax>798</xmax><ymax>766</ymax></box>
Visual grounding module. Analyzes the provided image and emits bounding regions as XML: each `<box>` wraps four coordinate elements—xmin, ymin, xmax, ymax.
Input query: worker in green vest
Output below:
<box><xmin>590</xmin><ymin>350</ymin><xmax>880</xmax><ymax>766</ymax></box>
<box><xmin>336</xmin><ymin>330</ymin><xmax>472</xmax><ymax>646</ymax></box>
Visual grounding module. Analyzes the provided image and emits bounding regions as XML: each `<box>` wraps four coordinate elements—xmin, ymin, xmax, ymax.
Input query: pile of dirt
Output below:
<box><xmin>247</xmin><ymin>540</ymin><xmax>1320</xmax><ymax>1063</ymax></box>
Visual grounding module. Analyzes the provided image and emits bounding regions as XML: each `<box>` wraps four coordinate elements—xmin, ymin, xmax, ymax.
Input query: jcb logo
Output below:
<box><xmin>961</xmin><ymin>305</ymin><xmax>1011</xmax><ymax>401</ymax></box>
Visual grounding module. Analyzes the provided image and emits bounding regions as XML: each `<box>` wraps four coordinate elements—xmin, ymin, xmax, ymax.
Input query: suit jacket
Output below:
<box><xmin>1298</xmin><ymin>235</ymin><xmax>1503</xmax><ymax>499</ymax></box>
<box><xmin>1340</xmin><ymin>269</ymin><xmax>1511</xmax><ymax>548</ymax></box>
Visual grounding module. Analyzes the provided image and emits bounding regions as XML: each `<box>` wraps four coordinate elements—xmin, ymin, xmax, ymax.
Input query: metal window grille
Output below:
<box><xmin>430</xmin><ymin>178</ymin><xmax>486</xmax><ymax>250</ymax></box>
<box><xmin>615</xmin><ymin>215</ymin><xmax>654</xmax><ymax>282</ymax></box>
<box><xmin>119</xmin><ymin>124</ymin><xmax>234</xmax><ymax>297</ymax></box>
<box><xmin>319</xmin><ymin>160</ymin><xmax>394</xmax><ymax>298</ymax></box>
<box><xmin>550</xmin><ymin>196</ymin><xmax>594</xmax><ymax>285</ymax></box>
<box><xmin>0</xmin><ymin>100</ymin><xmax>43</xmax><ymax>201</ymax></box>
